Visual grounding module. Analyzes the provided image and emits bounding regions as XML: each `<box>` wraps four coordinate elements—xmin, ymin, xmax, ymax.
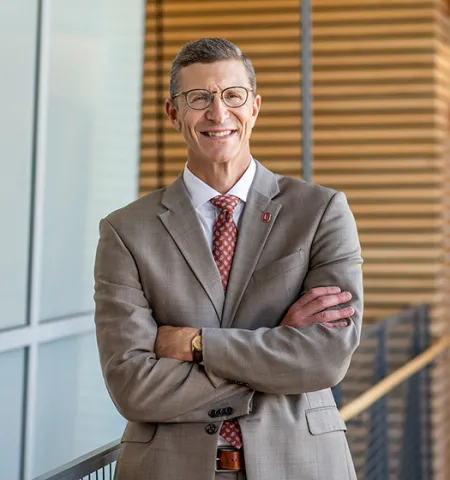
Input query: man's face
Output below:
<box><xmin>166</xmin><ymin>60</ymin><xmax>261</xmax><ymax>169</ymax></box>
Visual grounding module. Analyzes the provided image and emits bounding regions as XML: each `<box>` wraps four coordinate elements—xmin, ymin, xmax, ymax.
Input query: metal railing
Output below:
<box><xmin>333</xmin><ymin>304</ymin><xmax>450</xmax><ymax>480</ymax></box>
<box><xmin>35</xmin><ymin>305</ymin><xmax>448</xmax><ymax>480</ymax></box>
<box><xmin>33</xmin><ymin>440</ymin><xmax>119</xmax><ymax>480</ymax></box>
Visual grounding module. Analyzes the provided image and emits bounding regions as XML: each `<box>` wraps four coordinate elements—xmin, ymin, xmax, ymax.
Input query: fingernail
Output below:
<box><xmin>332</xmin><ymin>287</ymin><xmax>341</xmax><ymax>293</ymax></box>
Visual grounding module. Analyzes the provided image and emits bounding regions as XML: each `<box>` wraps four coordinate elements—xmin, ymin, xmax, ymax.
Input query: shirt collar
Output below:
<box><xmin>183</xmin><ymin>158</ymin><xmax>256</xmax><ymax>210</ymax></box>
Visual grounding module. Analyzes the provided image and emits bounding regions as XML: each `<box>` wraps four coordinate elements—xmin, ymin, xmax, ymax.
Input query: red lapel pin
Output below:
<box><xmin>262</xmin><ymin>212</ymin><xmax>271</xmax><ymax>223</ymax></box>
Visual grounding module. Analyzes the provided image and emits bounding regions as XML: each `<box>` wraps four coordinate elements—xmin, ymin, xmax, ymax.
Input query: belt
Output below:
<box><xmin>216</xmin><ymin>447</ymin><xmax>244</xmax><ymax>472</ymax></box>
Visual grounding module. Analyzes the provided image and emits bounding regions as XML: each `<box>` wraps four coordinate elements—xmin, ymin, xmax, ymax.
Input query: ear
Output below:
<box><xmin>251</xmin><ymin>94</ymin><xmax>261</xmax><ymax>128</ymax></box>
<box><xmin>165</xmin><ymin>98</ymin><xmax>180</xmax><ymax>131</ymax></box>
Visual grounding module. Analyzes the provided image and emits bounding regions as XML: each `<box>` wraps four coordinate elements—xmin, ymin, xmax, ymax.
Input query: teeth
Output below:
<box><xmin>204</xmin><ymin>130</ymin><xmax>233</xmax><ymax>137</ymax></box>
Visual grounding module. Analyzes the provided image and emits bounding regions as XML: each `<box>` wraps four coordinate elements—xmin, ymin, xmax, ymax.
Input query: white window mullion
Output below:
<box><xmin>23</xmin><ymin>1</ymin><xmax>50</xmax><ymax>478</ymax></box>
<box><xmin>0</xmin><ymin>326</ymin><xmax>34</xmax><ymax>353</ymax></box>
<box><xmin>0</xmin><ymin>315</ymin><xmax>95</xmax><ymax>355</ymax></box>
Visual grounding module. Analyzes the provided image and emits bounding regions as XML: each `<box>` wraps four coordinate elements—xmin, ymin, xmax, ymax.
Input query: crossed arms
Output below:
<box><xmin>155</xmin><ymin>286</ymin><xmax>355</xmax><ymax>361</ymax></box>
<box><xmin>94</xmin><ymin>191</ymin><xmax>363</xmax><ymax>423</ymax></box>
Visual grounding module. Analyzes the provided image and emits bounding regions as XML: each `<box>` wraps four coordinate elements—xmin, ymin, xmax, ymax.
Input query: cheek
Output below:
<box><xmin>242</xmin><ymin>119</ymin><xmax>254</xmax><ymax>137</ymax></box>
<box><xmin>180</xmin><ymin>113</ymin><xmax>200</xmax><ymax>137</ymax></box>
<box><xmin>237</xmin><ymin>109</ymin><xmax>255</xmax><ymax>135</ymax></box>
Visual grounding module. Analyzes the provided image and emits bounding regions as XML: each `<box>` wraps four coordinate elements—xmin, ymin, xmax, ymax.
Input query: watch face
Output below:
<box><xmin>192</xmin><ymin>334</ymin><xmax>203</xmax><ymax>363</ymax></box>
<box><xmin>192</xmin><ymin>334</ymin><xmax>202</xmax><ymax>351</ymax></box>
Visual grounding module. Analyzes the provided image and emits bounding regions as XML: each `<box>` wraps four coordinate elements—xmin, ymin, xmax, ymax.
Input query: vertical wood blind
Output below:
<box><xmin>434</xmin><ymin>1</ymin><xmax>450</xmax><ymax>478</ymax></box>
<box><xmin>141</xmin><ymin>0</ymin><xmax>449</xmax><ymax>477</ymax></box>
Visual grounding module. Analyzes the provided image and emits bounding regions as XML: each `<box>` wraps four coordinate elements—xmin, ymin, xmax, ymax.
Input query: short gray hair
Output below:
<box><xmin>169</xmin><ymin>38</ymin><xmax>256</xmax><ymax>99</ymax></box>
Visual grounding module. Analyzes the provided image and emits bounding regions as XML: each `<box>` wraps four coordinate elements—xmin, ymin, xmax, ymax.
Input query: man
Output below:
<box><xmin>94</xmin><ymin>38</ymin><xmax>363</xmax><ymax>480</ymax></box>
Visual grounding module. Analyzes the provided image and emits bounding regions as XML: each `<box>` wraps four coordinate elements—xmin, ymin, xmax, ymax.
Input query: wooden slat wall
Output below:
<box><xmin>312</xmin><ymin>1</ymin><xmax>448</xmax><ymax>478</ymax></box>
<box><xmin>141</xmin><ymin>0</ymin><xmax>449</xmax><ymax>477</ymax></box>
<box><xmin>433</xmin><ymin>1</ymin><xmax>450</xmax><ymax>478</ymax></box>
<box><xmin>141</xmin><ymin>0</ymin><xmax>303</xmax><ymax>195</ymax></box>
<box><xmin>312</xmin><ymin>0</ymin><xmax>440</xmax><ymax>325</ymax></box>
<box><xmin>436</xmin><ymin>2</ymin><xmax>450</xmax><ymax>332</ymax></box>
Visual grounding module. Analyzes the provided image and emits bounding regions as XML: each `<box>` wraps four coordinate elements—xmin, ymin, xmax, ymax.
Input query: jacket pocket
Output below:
<box><xmin>305</xmin><ymin>406</ymin><xmax>347</xmax><ymax>435</ymax></box>
<box><xmin>121</xmin><ymin>422</ymin><xmax>158</xmax><ymax>443</ymax></box>
<box><xmin>252</xmin><ymin>249</ymin><xmax>305</xmax><ymax>284</ymax></box>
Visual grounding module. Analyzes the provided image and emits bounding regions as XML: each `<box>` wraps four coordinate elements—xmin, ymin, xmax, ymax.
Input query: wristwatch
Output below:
<box><xmin>191</xmin><ymin>331</ymin><xmax>203</xmax><ymax>363</ymax></box>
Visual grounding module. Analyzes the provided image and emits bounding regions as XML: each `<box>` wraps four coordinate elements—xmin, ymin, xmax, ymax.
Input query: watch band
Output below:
<box><xmin>192</xmin><ymin>332</ymin><xmax>203</xmax><ymax>363</ymax></box>
<box><xmin>192</xmin><ymin>346</ymin><xmax>203</xmax><ymax>363</ymax></box>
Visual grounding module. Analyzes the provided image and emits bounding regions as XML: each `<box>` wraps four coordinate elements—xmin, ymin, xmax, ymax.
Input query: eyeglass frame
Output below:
<box><xmin>171</xmin><ymin>86</ymin><xmax>254</xmax><ymax>110</ymax></box>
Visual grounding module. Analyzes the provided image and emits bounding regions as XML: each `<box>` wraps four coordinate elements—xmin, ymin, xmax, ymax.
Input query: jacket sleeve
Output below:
<box><xmin>202</xmin><ymin>191</ymin><xmax>363</xmax><ymax>395</ymax></box>
<box><xmin>94</xmin><ymin>219</ymin><xmax>254</xmax><ymax>424</ymax></box>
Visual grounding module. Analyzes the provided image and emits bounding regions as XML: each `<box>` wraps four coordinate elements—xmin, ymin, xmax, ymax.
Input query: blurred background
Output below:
<box><xmin>1</xmin><ymin>0</ymin><xmax>450</xmax><ymax>479</ymax></box>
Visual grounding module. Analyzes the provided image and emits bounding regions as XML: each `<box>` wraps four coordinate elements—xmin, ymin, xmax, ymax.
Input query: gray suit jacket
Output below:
<box><xmin>94</xmin><ymin>161</ymin><xmax>363</xmax><ymax>480</ymax></box>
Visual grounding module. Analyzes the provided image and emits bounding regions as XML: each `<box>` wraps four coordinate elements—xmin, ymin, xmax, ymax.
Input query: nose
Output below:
<box><xmin>205</xmin><ymin>94</ymin><xmax>229</xmax><ymax>124</ymax></box>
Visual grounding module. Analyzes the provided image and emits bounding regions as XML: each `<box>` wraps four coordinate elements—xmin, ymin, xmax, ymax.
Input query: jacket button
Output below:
<box><xmin>205</xmin><ymin>423</ymin><xmax>219</xmax><ymax>435</ymax></box>
<box><xmin>208</xmin><ymin>409</ymin><xmax>217</xmax><ymax>418</ymax></box>
<box><xmin>224</xmin><ymin>407</ymin><xmax>234</xmax><ymax>416</ymax></box>
<box><xmin>234</xmin><ymin>381</ymin><xmax>250</xmax><ymax>387</ymax></box>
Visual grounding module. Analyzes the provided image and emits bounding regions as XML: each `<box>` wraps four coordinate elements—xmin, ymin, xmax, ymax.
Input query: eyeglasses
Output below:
<box><xmin>172</xmin><ymin>86</ymin><xmax>253</xmax><ymax>110</ymax></box>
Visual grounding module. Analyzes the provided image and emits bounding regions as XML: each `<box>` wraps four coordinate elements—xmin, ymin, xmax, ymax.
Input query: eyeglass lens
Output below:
<box><xmin>186</xmin><ymin>87</ymin><xmax>248</xmax><ymax>109</ymax></box>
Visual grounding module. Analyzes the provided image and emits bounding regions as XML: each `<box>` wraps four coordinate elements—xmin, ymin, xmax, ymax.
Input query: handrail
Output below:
<box><xmin>33</xmin><ymin>439</ymin><xmax>120</xmax><ymax>480</ymax></box>
<box><xmin>339</xmin><ymin>335</ymin><xmax>450</xmax><ymax>422</ymax></box>
<box><xmin>360</xmin><ymin>305</ymin><xmax>426</xmax><ymax>338</ymax></box>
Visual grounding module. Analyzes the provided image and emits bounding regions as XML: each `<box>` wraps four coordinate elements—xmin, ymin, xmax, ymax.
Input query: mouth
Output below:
<box><xmin>200</xmin><ymin>130</ymin><xmax>236</xmax><ymax>139</ymax></box>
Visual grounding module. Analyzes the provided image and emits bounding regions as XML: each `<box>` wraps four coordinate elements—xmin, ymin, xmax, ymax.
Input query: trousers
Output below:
<box><xmin>215</xmin><ymin>471</ymin><xmax>246</xmax><ymax>479</ymax></box>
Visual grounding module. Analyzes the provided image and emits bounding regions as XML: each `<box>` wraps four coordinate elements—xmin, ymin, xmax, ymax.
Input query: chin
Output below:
<box><xmin>201</xmin><ymin>152</ymin><xmax>234</xmax><ymax>164</ymax></box>
<box><xmin>214</xmin><ymin>155</ymin><xmax>233</xmax><ymax>164</ymax></box>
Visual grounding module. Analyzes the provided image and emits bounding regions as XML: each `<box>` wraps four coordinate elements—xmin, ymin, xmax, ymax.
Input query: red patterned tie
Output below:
<box><xmin>210</xmin><ymin>194</ymin><xmax>243</xmax><ymax>449</ymax></box>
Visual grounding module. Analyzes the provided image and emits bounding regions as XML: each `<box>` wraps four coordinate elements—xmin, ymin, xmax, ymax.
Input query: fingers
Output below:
<box><xmin>295</xmin><ymin>286</ymin><xmax>342</xmax><ymax>307</ymax></box>
<box><xmin>283</xmin><ymin>305</ymin><xmax>355</xmax><ymax>328</ymax></box>
<box><xmin>282</xmin><ymin>286</ymin><xmax>355</xmax><ymax>329</ymax></box>
<box><xmin>322</xmin><ymin>321</ymin><xmax>349</xmax><ymax>328</ymax></box>
<box><xmin>311</xmin><ymin>306</ymin><xmax>355</xmax><ymax>326</ymax></box>
<box><xmin>297</xmin><ymin>291</ymin><xmax>353</xmax><ymax>318</ymax></box>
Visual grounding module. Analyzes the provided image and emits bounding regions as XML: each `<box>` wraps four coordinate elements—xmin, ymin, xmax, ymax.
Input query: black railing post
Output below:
<box><xmin>365</xmin><ymin>323</ymin><xmax>389</xmax><ymax>480</ymax></box>
<box><xmin>398</xmin><ymin>314</ymin><xmax>423</xmax><ymax>480</ymax></box>
<box><xmin>418</xmin><ymin>305</ymin><xmax>432</xmax><ymax>480</ymax></box>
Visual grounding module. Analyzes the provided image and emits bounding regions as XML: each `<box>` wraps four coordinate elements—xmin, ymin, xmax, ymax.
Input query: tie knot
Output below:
<box><xmin>210</xmin><ymin>195</ymin><xmax>240</xmax><ymax>213</ymax></box>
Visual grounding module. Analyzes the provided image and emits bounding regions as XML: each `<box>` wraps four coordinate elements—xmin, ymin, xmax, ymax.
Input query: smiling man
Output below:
<box><xmin>94</xmin><ymin>38</ymin><xmax>363</xmax><ymax>480</ymax></box>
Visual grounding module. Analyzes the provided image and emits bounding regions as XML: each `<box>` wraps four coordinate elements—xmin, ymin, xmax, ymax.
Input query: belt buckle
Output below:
<box><xmin>215</xmin><ymin>446</ymin><xmax>242</xmax><ymax>473</ymax></box>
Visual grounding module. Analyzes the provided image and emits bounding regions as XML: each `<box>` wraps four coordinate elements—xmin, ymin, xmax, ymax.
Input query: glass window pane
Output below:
<box><xmin>0</xmin><ymin>348</ymin><xmax>26</xmax><ymax>480</ymax></box>
<box><xmin>0</xmin><ymin>2</ymin><xmax>37</xmax><ymax>329</ymax></box>
<box><xmin>33</xmin><ymin>331</ymin><xmax>126</xmax><ymax>478</ymax></box>
<box><xmin>39</xmin><ymin>0</ymin><xmax>144</xmax><ymax>321</ymax></box>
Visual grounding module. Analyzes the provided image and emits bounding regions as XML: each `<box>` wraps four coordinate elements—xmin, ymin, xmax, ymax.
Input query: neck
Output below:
<box><xmin>187</xmin><ymin>155</ymin><xmax>251</xmax><ymax>194</ymax></box>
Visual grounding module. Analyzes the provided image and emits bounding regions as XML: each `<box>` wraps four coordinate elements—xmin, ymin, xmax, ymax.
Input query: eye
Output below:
<box><xmin>225</xmin><ymin>91</ymin><xmax>239</xmax><ymax>99</ymax></box>
<box><xmin>188</xmin><ymin>91</ymin><xmax>210</xmax><ymax>104</ymax></box>
<box><xmin>224</xmin><ymin>88</ymin><xmax>245</xmax><ymax>102</ymax></box>
<box><xmin>192</xmin><ymin>93</ymin><xmax>208</xmax><ymax>101</ymax></box>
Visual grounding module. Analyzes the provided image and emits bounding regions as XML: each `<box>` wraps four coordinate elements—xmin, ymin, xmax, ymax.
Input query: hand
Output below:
<box><xmin>281</xmin><ymin>286</ymin><xmax>354</xmax><ymax>329</ymax></box>
<box><xmin>154</xmin><ymin>326</ymin><xmax>200</xmax><ymax>361</ymax></box>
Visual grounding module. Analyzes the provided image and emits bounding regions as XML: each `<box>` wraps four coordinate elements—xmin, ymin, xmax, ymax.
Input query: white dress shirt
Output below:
<box><xmin>182</xmin><ymin>158</ymin><xmax>256</xmax><ymax>249</ymax></box>
<box><xmin>182</xmin><ymin>158</ymin><xmax>256</xmax><ymax>447</ymax></box>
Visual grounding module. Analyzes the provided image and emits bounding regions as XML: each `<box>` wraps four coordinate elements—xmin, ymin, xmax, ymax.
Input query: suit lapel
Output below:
<box><xmin>221</xmin><ymin>163</ymin><xmax>282</xmax><ymax>328</ymax></box>
<box><xmin>158</xmin><ymin>176</ymin><xmax>224</xmax><ymax>321</ymax></box>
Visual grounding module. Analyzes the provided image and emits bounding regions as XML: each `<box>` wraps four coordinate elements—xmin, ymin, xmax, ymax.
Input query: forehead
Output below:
<box><xmin>177</xmin><ymin>60</ymin><xmax>250</xmax><ymax>91</ymax></box>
